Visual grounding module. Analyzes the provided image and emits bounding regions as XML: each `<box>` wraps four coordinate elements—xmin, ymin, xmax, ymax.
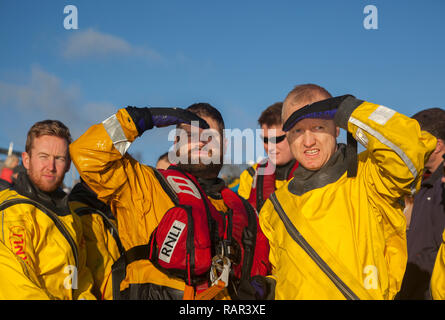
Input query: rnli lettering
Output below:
<box><xmin>9</xmin><ymin>226</ymin><xmax>28</xmax><ymax>263</ymax></box>
<box><xmin>159</xmin><ymin>220</ymin><xmax>186</xmax><ymax>263</ymax></box>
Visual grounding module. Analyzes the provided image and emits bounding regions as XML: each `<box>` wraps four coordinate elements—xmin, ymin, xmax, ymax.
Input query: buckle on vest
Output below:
<box><xmin>210</xmin><ymin>255</ymin><xmax>231</xmax><ymax>287</ymax></box>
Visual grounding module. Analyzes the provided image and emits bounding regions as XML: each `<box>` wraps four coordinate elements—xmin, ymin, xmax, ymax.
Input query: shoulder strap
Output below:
<box><xmin>269</xmin><ymin>193</ymin><xmax>360</xmax><ymax>300</ymax></box>
<box><xmin>0</xmin><ymin>198</ymin><xmax>79</xmax><ymax>268</ymax></box>
<box><xmin>246</xmin><ymin>166</ymin><xmax>256</xmax><ymax>178</ymax></box>
<box><xmin>74</xmin><ymin>206</ymin><xmax>126</xmax><ymax>257</ymax></box>
<box><xmin>152</xmin><ymin>167</ymin><xmax>179</xmax><ymax>205</ymax></box>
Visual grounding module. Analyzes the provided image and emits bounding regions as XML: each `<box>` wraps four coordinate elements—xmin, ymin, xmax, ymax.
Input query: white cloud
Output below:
<box><xmin>62</xmin><ymin>28</ymin><xmax>163</xmax><ymax>62</ymax></box>
<box><xmin>0</xmin><ymin>66</ymin><xmax>115</xmax><ymax>140</ymax></box>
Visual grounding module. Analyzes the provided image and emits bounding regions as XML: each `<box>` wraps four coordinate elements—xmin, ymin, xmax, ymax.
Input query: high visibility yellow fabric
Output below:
<box><xmin>431</xmin><ymin>229</ymin><xmax>445</xmax><ymax>299</ymax></box>
<box><xmin>260</xmin><ymin>101</ymin><xmax>436</xmax><ymax>300</ymax></box>
<box><xmin>0</xmin><ymin>190</ymin><xmax>95</xmax><ymax>300</ymax></box>
<box><xmin>69</xmin><ymin>200</ymin><xmax>121</xmax><ymax>300</ymax></box>
<box><xmin>70</xmin><ymin>108</ymin><xmax>232</xmax><ymax>298</ymax></box>
<box><xmin>238</xmin><ymin>163</ymin><xmax>289</xmax><ymax>200</ymax></box>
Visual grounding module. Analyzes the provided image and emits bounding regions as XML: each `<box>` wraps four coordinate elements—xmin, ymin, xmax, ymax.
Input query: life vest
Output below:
<box><xmin>113</xmin><ymin>165</ymin><xmax>269</xmax><ymax>299</ymax></box>
<box><xmin>247</xmin><ymin>160</ymin><xmax>298</xmax><ymax>211</ymax></box>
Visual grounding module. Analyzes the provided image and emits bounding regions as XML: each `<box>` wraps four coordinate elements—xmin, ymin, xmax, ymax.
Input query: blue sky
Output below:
<box><xmin>1</xmin><ymin>0</ymin><xmax>444</xmax><ymax>186</ymax></box>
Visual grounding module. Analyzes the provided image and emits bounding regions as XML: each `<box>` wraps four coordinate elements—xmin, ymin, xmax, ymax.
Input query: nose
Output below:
<box><xmin>302</xmin><ymin>130</ymin><xmax>316</xmax><ymax>148</ymax></box>
<box><xmin>47</xmin><ymin>157</ymin><xmax>56</xmax><ymax>172</ymax></box>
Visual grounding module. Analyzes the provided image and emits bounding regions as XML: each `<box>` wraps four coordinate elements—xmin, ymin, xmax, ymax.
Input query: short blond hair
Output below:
<box><xmin>25</xmin><ymin>120</ymin><xmax>72</xmax><ymax>154</ymax></box>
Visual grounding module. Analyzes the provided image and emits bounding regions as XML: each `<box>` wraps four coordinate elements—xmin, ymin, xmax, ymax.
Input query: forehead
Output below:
<box><xmin>30</xmin><ymin>135</ymin><xmax>69</xmax><ymax>154</ymax></box>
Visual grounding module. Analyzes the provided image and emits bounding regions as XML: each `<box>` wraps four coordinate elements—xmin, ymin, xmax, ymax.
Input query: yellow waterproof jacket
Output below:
<box><xmin>0</xmin><ymin>186</ymin><xmax>95</xmax><ymax>300</ymax></box>
<box><xmin>70</xmin><ymin>109</ymin><xmax>235</xmax><ymax>299</ymax></box>
<box><xmin>260</xmin><ymin>99</ymin><xmax>436</xmax><ymax>300</ymax></box>
<box><xmin>431</xmin><ymin>229</ymin><xmax>445</xmax><ymax>299</ymax></box>
<box><xmin>69</xmin><ymin>193</ymin><xmax>122</xmax><ymax>300</ymax></box>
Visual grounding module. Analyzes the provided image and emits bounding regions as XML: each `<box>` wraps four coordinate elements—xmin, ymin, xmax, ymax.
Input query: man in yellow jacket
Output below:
<box><xmin>70</xmin><ymin>103</ymin><xmax>270</xmax><ymax>300</ymax></box>
<box><xmin>69</xmin><ymin>179</ymin><xmax>124</xmax><ymax>300</ymax></box>
<box><xmin>258</xmin><ymin>84</ymin><xmax>436</xmax><ymax>300</ymax></box>
<box><xmin>0</xmin><ymin>120</ymin><xmax>95</xmax><ymax>300</ymax></box>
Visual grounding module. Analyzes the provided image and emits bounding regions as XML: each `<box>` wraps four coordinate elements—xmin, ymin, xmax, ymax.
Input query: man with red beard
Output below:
<box><xmin>70</xmin><ymin>103</ymin><xmax>270</xmax><ymax>300</ymax></box>
<box><xmin>0</xmin><ymin>120</ymin><xmax>95</xmax><ymax>299</ymax></box>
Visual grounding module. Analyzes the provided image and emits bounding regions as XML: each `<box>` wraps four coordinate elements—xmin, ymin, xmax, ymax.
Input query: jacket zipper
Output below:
<box><xmin>270</xmin><ymin>193</ymin><xmax>359</xmax><ymax>300</ymax></box>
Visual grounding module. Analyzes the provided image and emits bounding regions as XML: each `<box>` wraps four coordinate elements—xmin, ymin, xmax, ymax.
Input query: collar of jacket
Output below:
<box><xmin>13</xmin><ymin>172</ymin><xmax>70</xmax><ymax>216</ymax></box>
<box><xmin>288</xmin><ymin>144</ymin><xmax>348</xmax><ymax>196</ymax></box>
<box><xmin>421</xmin><ymin>161</ymin><xmax>444</xmax><ymax>188</ymax></box>
<box><xmin>197</xmin><ymin>177</ymin><xmax>226</xmax><ymax>199</ymax></box>
<box><xmin>275</xmin><ymin>159</ymin><xmax>297</xmax><ymax>181</ymax></box>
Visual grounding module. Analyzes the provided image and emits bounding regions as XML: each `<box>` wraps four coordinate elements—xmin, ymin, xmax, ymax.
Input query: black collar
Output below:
<box><xmin>288</xmin><ymin>144</ymin><xmax>348</xmax><ymax>196</ymax></box>
<box><xmin>197</xmin><ymin>177</ymin><xmax>226</xmax><ymax>199</ymax></box>
<box><xmin>275</xmin><ymin>159</ymin><xmax>297</xmax><ymax>181</ymax></box>
<box><xmin>13</xmin><ymin>172</ymin><xmax>70</xmax><ymax>216</ymax></box>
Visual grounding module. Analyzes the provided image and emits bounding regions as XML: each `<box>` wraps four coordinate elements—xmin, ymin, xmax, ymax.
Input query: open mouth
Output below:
<box><xmin>304</xmin><ymin>149</ymin><xmax>319</xmax><ymax>156</ymax></box>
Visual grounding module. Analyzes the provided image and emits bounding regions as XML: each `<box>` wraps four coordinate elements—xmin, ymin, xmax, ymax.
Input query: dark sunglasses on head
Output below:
<box><xmin>261</xmin><ymin>134</ymin><xmax>286</xmax><ymax>144</ymax></box>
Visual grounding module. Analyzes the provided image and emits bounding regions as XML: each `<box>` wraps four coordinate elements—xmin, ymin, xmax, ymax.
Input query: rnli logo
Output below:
<box><xmin>9</xmin><ymin>226</ymin><xmax>28</xmax><ymax>263</ymax></box>
<box><xmin>158</xmin><ymin>220</ymin><xmax>186</xmax><ymax>263</ymax></box>
<box><xmin>166</xmin><ymin>176</ymin><xmax>201</xmax><ymax>199</ymax></box>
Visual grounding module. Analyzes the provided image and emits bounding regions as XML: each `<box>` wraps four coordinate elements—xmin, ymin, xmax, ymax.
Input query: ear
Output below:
<box><xmin>435</xmin><ymin>139</ymin><xmax>444</xmax><ymax>153</ymax></box>
<box><xmin>22</xmin><ymin>152</ymin><xmax>30</xmax><ymax>170</ymax></box>
<box><xmin>335</xmin><ymin>126</ymin><xmax>340</xmax><ymax>138</ymax></box>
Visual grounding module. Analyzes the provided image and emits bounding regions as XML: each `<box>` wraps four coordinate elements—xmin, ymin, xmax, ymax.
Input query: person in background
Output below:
<box><xmin>69</xmin><ymin>179</ymin><xmax>124</xmax><ymax>300</ymax></box>
<box><xmin>238</xmin><ymin>102</ymin><xmax>298</xmax><ymax>211</ymax></box>
<box><xmin>398</xmin><ymin>108</ymin><xmax>445</xmax><ymax>300</ymax></box>
<box><xmin>0</xmin><ymin>154</ymin><xmax>19</xmax><ymax>185</ymax></box>
<box><xmin>0</xmin><ymin>120</ymin><xmax>95</xmax><ymax>299</ymax></box>
<box><xmin>156</xmin><ymin>152</ymin><xmax>171</xmax><ymax>170</ymax></box>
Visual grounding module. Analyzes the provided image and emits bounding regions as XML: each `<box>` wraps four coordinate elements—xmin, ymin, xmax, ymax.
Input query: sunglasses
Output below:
<box><xmin>261</xmin><ymin>134</ymin><xmax>286</xmax><ymax>144</ymax></box>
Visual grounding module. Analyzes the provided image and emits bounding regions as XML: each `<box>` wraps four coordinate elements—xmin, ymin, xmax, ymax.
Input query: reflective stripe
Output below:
<box><xmin>102</xmin><ymin>114</ymin><xmax>131</xmax><ymax>156</ymax></box>
<box><xmin>349</xmin><ymin>116</ymin><xmax>418</xmax><ymax>194</ymax></box>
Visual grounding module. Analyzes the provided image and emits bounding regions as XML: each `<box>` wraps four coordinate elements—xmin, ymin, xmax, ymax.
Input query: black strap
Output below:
<box><xmin>74</xmin><ymin>206</ymin><xmax>126</xmax><ymax>257</ymax></box>
<box><xmin>255</xmin><ymin>162</ymin><xmax>268</xmax><ymax>211</ymax></box>
<box><xmin>246</xmin><ymin>166</ymin><xmax>256</xmax><ymax>178</ymax></box>
<box><xmin>269</xmin><ymin>193</ymin><xmax>360</xmax><ymax>300</ymax></box>
<box><xmin>237</xmin><ymin>195</ymin><xmax>258</xmax><ymax>281</ymax></box>
<box><xmin>346</xmin><ymin>132</ymin><xmax>358</xmax><ymax>178</ymax></box>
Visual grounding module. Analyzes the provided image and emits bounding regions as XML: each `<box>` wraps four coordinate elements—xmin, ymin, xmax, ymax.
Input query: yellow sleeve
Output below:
<box><xmin>337</xmin><ymin>99</ymin><xmax>436</xmax><ymax>199</ymax></box>
<box><xmin>237</xmin><ymin>167</ymin><xmax>254</xmax><ymax>199</ymax></box>
<box><xmin>69</xmin><ymin>108</ymin><xmax>142</xmax><ymax>204</ymax></box>
<box><xmin>432</xmin><ymin>230</ymin><xmax>445</xmax><ymax>300</ymax></box>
